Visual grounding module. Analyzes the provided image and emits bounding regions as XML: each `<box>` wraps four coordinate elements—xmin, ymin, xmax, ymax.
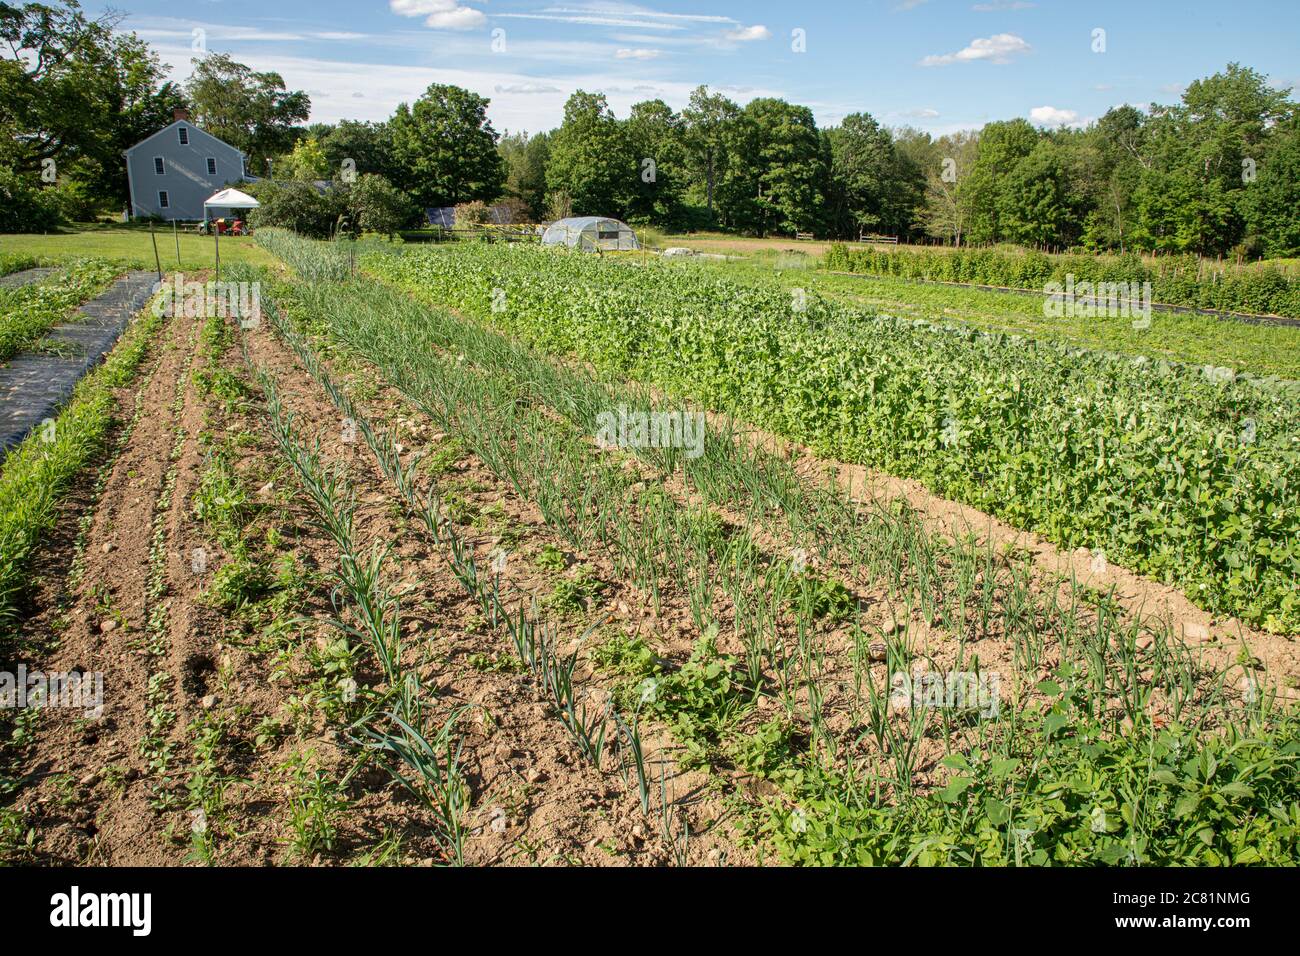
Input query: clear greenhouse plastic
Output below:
<box><xmin>541</xmin><ymin>216</ymin><xmax>640</xmax><ymax>252</ymax></box>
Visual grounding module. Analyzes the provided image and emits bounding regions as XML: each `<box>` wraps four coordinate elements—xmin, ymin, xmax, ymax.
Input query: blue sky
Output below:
<box><xmin>88</xmin><ymin>0</ymin><xmax>1300</xmax><ymax>135</ymax></box>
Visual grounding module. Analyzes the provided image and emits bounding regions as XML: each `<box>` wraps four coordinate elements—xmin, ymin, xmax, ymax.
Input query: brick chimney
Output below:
<box><xmin>174</xmin><ymin>107</ymin><xmax>190</xmax><ymax>122</ymax></box>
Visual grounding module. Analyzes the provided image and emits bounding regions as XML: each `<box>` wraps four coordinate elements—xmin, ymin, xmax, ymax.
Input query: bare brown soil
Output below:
<box><xmin>4</xmin><ymin>282</ymin><xmax>747</xmax><ymax>867</ymax></box>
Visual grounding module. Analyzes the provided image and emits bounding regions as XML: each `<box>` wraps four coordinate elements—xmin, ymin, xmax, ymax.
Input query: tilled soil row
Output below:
<box><xmin>9</xmin><ymin>297</ymin><xmax>201</xmax><ymax>863</ymax></box>
<box><xmin>239</xmin><ymin>313</ymin><xmax>744</xmax><ymax>865</ymax></box>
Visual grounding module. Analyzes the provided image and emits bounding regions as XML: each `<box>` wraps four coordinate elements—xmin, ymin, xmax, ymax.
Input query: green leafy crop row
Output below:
<box><xmin>369</xmin><ymin>243</ymin><xmax>1300</xmax><ymax>633</ymax></box>
<box><xmin>0</xmin><ymin>253</ymin><xmax>40</xmax><ymax>278</ymax></box>
<box><xmin>0</xmin><ymin>259</ymin><xmax>119</xmax><ymax>363</ymax></box>
<box><xmin>767</xmin><ymin>699</ymin><xmax>1299</xmax><ymax>866</ymax></box>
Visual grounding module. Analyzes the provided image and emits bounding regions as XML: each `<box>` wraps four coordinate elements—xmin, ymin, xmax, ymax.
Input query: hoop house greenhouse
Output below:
<box><xmin>541</xmin><ymin>216</ymin><xmax>640</xmax><ymax>252</ymax></box>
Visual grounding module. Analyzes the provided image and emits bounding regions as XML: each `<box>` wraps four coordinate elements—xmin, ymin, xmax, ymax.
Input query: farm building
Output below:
<box><xmin>124</xmin><ymin>109</ymin><xmax>249</xmax><ymax>221</ymax></box>
<box><xmin>541</xmin><ymin>216</ymin><xmax>640</xmax><ymax>252</ymax></box>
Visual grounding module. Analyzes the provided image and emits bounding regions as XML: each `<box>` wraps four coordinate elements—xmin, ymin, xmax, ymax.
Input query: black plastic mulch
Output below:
<box><xmin>0</xmin><ymin>271</ymin><xmax>158</xmax><ymax>457</ymax></box>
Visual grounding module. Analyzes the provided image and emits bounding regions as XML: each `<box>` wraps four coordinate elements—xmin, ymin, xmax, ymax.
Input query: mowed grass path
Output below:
<box><xmin>0</xmin><ymin>223</ymin><xmax>277</xmax><ymax>272</ymax></box>
<box><xmin>694</xmin><ymin>256</ymin><xmax>1300</xmax><ymax>380</ymax></box>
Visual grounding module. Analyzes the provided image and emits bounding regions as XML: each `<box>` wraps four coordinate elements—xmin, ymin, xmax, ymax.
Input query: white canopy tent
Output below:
<box><xmin>203</xmin><ymin>188</ymin><xmax>259</xmax><ymax>223</ymax></box>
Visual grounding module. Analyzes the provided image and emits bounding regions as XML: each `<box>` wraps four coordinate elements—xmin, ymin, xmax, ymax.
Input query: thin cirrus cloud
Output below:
<box><xmin>616</xmin><ymin>48</ymin><xmax>663</xmax><ymax>59</ymax></box>
<box><xmin>494</xmin><ymin>82</ymin><xmax>563</xmax><ymax>94</ymax></box>
<box><xmin>919</xmin><ymin>33</ymin><xmax>1030</xmax><ymax>66</ymax></box>
<box><xmin>724</xmin><ymin>24</ymin><xmax>771</xmax><ymax>42</ymax></box>
<box><xmin>495</xmin><ymin>13</ymin><xmax>686</xmax><ymax>30</ymax></box>
<box><xmin>132</xmin><ymin>25</ymin><xmax>319</xmax><ymax>43</ymax></box>
<box><xmin>972</xmin><ymin>1</ymin><xmax>1036</xmax><ymax>11</ymax></box>
<box><xmin>389</xmin><ymin>0</ymin><xmax>486</xmax><ymax>30</ymax></box>
<box><xmin>494</xmin><ymin>4</ymin><xmax>768</xmax><ymax>44</ymax></box>
<box><xmin>507</xmin><ymin>3</ymin><xmax>737</xmax><ymax>27</ymax></box>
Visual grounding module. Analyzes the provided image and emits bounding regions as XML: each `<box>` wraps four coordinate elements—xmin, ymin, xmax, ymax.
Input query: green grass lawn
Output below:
<box><xmin>0</xmin><ymin>222</ymin><xmax>277</xmax><ymax>272</ymax></box>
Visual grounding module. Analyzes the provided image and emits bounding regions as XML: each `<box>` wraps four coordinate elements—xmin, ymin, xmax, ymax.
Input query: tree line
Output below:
<box><xmin>3</xmin><ymin>2</ymin><xmax>1296</xmax><ymax>257</ymax></box>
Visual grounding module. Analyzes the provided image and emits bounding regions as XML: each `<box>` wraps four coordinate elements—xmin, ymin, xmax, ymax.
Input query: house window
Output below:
<box><xmin>178</xmin><ymin>126</ymin><xmax>189</xmax><ymax>145</ymax></box>
<box><xmin>207</xmin><ymin>157</ymin><xmax>217</xmax><ymax>176</ymax></box>
<box><xmin>153</xmin><ymin>156</ymin><xmax>165</xmax><ymax>175</ymax></box>
<box><xmin>158</xmin><ymin>191</ymin><xmax>169</xmax><ymax>209</ymax></box>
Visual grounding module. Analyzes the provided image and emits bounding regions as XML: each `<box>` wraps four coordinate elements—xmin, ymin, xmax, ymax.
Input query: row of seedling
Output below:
<box><xmin>260</xmin><ymin>301</ymin><xmax>626</xmax><ymax>772</ymax></box>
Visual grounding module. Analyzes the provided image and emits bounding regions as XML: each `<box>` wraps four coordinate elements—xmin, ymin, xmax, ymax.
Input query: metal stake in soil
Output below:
<box><xmin>149</xmin><ymin>222</ymin><xmax>162</xmax><ymax>282</ymax></box>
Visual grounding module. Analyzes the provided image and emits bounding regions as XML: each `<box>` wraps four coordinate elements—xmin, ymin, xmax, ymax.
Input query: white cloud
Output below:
<box><xmin>724</xmin><ymin>24</ymin><xmax>770</xmax><ymax>42</ymax></box>
<box><xmin>895</xmin><ymin>0</ymin><xmax>930</xmax><ymax>10</ymax></box>
<box><xmin>1029</xmin><ymin>105</ymin><xmax>1088</xmax><ymax>128</ymax></box>
<box><xmin>920</xmin><ymin>33</ymin><xmax>1030</xmax><ymax>66</ymax></box>
<box><xmin>615</xmin><ymin>48</ymin><xmax>662</xmax><ymax>59</ymax></box>
<box><xmin>902</xmin><ymin>107</ymin><xmax>941</xmax><ymax>118</ymax></box>
<box><xmin>389</xmin><ymin>0</ymin><xmax>486</xmax><ymax>30</ymax></box>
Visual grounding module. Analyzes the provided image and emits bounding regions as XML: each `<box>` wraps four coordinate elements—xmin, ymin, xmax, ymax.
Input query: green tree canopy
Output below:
<box><xmin>826</xmin><ymin>113</ymin><xmax>923</xmax><ymax>239</ymax></box>
<box><xmin>2</xmin><ymin>1</ymin><xmax>182</xmax><ymax>204</ymax></box>
<box><xmin>625</xmin><ymin>98</ymin><xmax>687</xmax><ymax>227</ymax></box>
<box><xmin>185</xmin><ymin>52</ymin><xmax>310</xmax><ymax>176</ymax></box>
<box><xmin>545</xmin><ymin>90</ymin><xmax>633</xmax><ymax>217</ymax></box>
<box><xmin>681</xmin><ymin>85</ymin><xmax>740</xmax><ymax>221</ymax></box>
<box><xmin>731</xmin><ymin>97</ymin><xmax>827</xmax><ymax>236</ymax></box>
<box><xmin>389</xmin><ymin>83</ymin><xmax>504</xmax><ymax>209</ymax></box>
<box><xmin>498</xmin><ymin>129</ymin><xmax>550</xmax><ymax>220</ymax></box>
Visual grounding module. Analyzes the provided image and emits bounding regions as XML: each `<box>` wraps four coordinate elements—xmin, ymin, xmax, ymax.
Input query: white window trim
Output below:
<box><xmin>153</xmin><ymin>156</ymin><xmax>165</xmax><ymax>175</ymax></box>
<box><xmin>158</xmin><ymin>190</ymin><xmax>169</xmax><ymax>209</ymax></box>
<box><xmin>178</xmin><ymin>126</ymin><xmax>189</xmax><ymax>145</ymax></box>
<box><xmin>206</xmin><ymin>157</ymin><xmax>217</xmax><ymax>175</ymax></box>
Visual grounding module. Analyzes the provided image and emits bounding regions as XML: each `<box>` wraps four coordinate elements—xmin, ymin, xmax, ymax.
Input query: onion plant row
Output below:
<box><xmin>245</xmin><ymin>349</ymin><xmax>470</xmax><ymax>864</ymax></box>
<box><xmin>248</xmin><ymin>285</ymin><xmax>663</xmax><ymax>819</ymax></box>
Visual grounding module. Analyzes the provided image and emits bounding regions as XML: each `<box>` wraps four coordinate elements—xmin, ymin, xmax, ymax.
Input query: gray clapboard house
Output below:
<box><xmin>124</xmin><ymin>109</ymin><xmax>249</xmax><ymax>221</ymax></box>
